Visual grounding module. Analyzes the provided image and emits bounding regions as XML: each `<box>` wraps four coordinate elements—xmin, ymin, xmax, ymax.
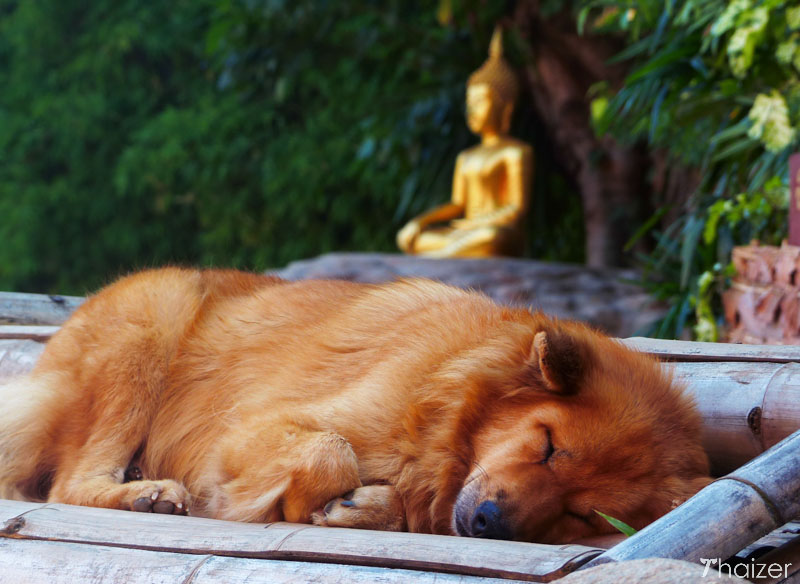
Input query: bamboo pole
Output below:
<box><xmin>0</xmin><ymin>500</ymin><xmax>602</xmax><ymax>582</ymax></box>
<box><xmin>0</xmin><ymin>292</ymin><xmax>83</xmax><ymax>325</ymax></box>
<box><xmin>0</xmin><ymin>325</ymin><xmax>59</xmax><ymax>341</ymax></box>
<box><xmin>623</xmin><ymin>336</ymin><xmax>800</xmax><ymax>363</ymax></box>
<box><xmin>582</xmin><ymin>429</ymin><xmax>800</xmax><ymax>569</ymax></box>
<box><xmin>624</xmin><ymin>337</ymin><xmax>800</xmax><ymax>473</ymax></box>
<box><xmin>671</xmin><ymin>361</ymin><xmax>800</xmax><ymax>473</ymax></box>
<box><xmin>0</xmin><ymin>537</ymin><xmax>534</xmax><ymax>584</ymax></box>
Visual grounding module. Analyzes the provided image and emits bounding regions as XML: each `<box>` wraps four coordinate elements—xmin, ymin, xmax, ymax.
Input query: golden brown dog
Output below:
<box><xmin>0</xmin><ymin>268</ymin><xmax>710</xmax><ymax>542</ymax></box>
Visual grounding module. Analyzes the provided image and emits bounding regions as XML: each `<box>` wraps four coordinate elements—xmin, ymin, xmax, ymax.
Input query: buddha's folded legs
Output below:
<box><xmin>414</xmin><ymin>225</ymin><xmax>521</xmax><ymax>258</ymax></box>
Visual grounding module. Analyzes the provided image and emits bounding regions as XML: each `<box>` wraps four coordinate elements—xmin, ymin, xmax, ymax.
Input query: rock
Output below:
<box><xmin>560</xmin><ymin>558</ymin><xmax>746</xmax><ymax>583</ymax></box>
<box><xmin>274</xmin><ymin>253</ymin><xmax>664</xmax><ymax>337</ymax></box>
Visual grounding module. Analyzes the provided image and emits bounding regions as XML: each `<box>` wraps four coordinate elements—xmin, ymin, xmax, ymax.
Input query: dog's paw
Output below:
<box><xmin>312</xmin><ymin>485</ymin><xmax>405</xmax><ymax>531</ymax></box>
<box><xmin>123</xmin><ymin>479</ymin><xmax>190</xmax><ymax>515</ymax></box>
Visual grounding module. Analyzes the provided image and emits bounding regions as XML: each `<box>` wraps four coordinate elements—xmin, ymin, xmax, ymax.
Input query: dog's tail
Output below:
<box><xmin>0</xmin><ymin>373</ymin><xmax>59</xmax><ymax>501</ymax></box>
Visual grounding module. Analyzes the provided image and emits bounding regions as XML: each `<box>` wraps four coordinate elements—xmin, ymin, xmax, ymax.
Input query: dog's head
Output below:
<box><xmin>450</xmin><ymin>322</ymin><xmax>710</xmax><ymax>543</ymax></box>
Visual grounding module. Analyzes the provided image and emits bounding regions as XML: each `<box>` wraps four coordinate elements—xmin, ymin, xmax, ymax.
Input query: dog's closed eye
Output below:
<box><xmin>566</xmin><ymin>510</ymin><xmax>594</xmax><ymax>526</ymax></box>
<box><xmin>539</xmin><ymin>427</ymin><xmax>555</xmax><ymax>464</ymax></box>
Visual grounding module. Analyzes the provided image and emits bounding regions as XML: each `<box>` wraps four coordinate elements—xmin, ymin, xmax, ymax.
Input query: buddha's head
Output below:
<box><xmin>466</xmin><ymin>27</ymin><xmax>519</xmax><ymax>136</ymax></box>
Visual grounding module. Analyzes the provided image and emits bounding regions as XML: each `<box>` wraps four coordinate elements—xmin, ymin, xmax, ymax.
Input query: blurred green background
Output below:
<box><xmin>0</xmin><ymin>0</ymin><xmax>582</xmax><ymax>294</ymax></box>
<box><xmin>0</xmin><ymin>0</ymin><xmax>798</xmax><ymax>339</ymax></box>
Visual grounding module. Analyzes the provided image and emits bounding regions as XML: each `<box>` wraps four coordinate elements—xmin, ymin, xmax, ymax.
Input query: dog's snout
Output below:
<box><xmin>470</xmin><ymin>500</ymin><xmax>510</xmax><ymax>540</ymax></box>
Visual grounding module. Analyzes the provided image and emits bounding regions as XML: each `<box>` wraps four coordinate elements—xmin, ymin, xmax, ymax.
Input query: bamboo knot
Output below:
<box><xmin>719</xmin><ymin>476</ymin><xmax>785</xmax><ymax>527</ymax></box>
<box><xmin>747</xmin><ymin>407</ymin><xmax>762</xmax><ymax>436</ymax></box>
<box><xmin>0</xmin><ymin>516</ymin><xmax>25</xmax><ymax>536</ymax></box>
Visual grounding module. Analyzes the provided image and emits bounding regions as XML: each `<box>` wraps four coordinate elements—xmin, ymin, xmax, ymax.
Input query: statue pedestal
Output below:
<box><xmin>275</xmin><ymin>253</ymin><xmax>664</xmax><ymax>338</ymax></box>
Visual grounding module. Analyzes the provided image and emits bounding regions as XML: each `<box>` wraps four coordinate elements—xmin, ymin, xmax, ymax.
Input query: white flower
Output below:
<box><xmin>712</xmin><ymin>0</ymin><xmax>752</xmax><ymax>37</ymax></box>
<box><xmin>693</xmin><ymin>317</ymin><xmax>717</xmax><ymax>343</ymax></box>
<box><xmin>788</xmin><ymin>6</ymin><xmax>800</xmax><ymax>30</ymax></box>
<box><xmin>776</xmin><ymin>38</ymin><xmax>797</xmax><ymax>64</ymax></box>
<box><xmin>747</xmin><ymin>91</ymin><xmax>796</xmax><ymax>153</ymax></box>
<box><xmin>725</xmin><ymin>7</ymin><xmax>769</xmax><ymax>78</ymax></box>
<box><xmin>729</xmin><ymin>29</ymin><xmax>756</xmax><ymax>77</ymax></box>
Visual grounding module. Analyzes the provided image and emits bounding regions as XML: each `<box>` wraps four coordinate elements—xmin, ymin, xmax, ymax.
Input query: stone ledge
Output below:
<box><xmin>274</xmin><ymin>253</ymin><xmax>664</xmax><ymax>338</ymax></box>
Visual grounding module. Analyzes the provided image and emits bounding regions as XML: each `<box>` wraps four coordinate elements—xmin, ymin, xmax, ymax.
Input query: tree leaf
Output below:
<box><xmin>625</xmin><ymin>46</ymin><xmax>695</xmax><ymax>84</ymax></box>
<box><xmin>594</xmin><ymin>510</ymin><xmax>637</xmax><ymax>537</ymax></box>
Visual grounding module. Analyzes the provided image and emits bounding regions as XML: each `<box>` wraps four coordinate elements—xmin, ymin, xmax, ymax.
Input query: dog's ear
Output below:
<box><xmin>530</xmin><ymin>330</ymin><xmax>586</xmax><ymax>394</ymax></box>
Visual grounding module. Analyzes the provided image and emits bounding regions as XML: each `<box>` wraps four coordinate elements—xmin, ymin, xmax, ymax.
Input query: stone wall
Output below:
<box><xmin>724</xmin><ymin>242</ymin><xmax>800</xmax><ymax>344</ymax></box>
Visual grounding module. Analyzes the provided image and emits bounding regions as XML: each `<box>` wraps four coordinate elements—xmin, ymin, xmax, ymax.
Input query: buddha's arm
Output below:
<box><xmin>462</xmin><ymin>203</ymin><xmax>518</xmax><ymax>227</ymax></box>
<box><xmin>402</xmin><ymin>155</ymin><xmax>466</xmax><ymax>229</ymax></box>
<box><xmin>413</xmin><ymin>202</ymin><xmax>464</xmax><ymax>227</ymax></box>
<box><xmin>396</xmin><ymin>158</ymin><xmax>465</xmax><ymax>252</ymax></box>
<box><xmin>397</xmin><ymin>201</ymin><xmax>464</xmax><ymax>253</ymax></box>
<box><xmin>509</xmin><ymin>145</ymin><xmax>533</xmax><ymax>215</ymax></box>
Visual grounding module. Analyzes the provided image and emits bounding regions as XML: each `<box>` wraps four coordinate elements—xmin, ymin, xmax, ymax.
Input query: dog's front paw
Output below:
<box><xmin>312</xmin><ymin>485</ymin><xmax>405</xmax><ymax>531</ymax></box>
<box><xmin>123</xmin><ymin>479</ymin><xmax>190</xmax><ymax>515</ymax></box>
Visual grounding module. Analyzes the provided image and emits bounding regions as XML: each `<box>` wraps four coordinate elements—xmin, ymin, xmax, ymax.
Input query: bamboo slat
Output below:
<box><xmin>0</xmin><ymin>500</ymin><xmax>602</xmax><ymax>582</ymax></box>
<box><xmin>622</xmin><ymin>337</ymin><xmax>800</xmax><ymax>363</ymax></box>
<box><xmin>748</xmin><ymin>536</ymin><xmax>800</xmax><ymax>584</ymax></box>
<box><xmin>0</xmin><ymin>325</ymin><xmax>59</xmax><ymax>341</ymax></box>
<box><xmin>0</xmin><ymin>538</ymin><xmax>532</xmax><ymax>584</ymax></box>
<box><xmin>0</xmin><ymin>292</ymin><xmax>83</xmax><ymax>325</ymax></box>
<box><xmin>739</xmin><ymin>521</ymin><xmax>800</xmax><ymax>554</ymax></box>
<box><xmin>582</xmin><ymin>429</ymin><xmax>800</xmax><ymax>569</ymax></box>
<box><xmin>0</xmin><ymin>339</ymin><xmax>45</xmax><ymax>381</ymax></box>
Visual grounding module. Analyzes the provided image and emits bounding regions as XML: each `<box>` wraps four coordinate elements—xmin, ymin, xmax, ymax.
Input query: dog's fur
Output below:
<box><xmin>0</xmin><ymin>268</ymin><xmax>710</xmax><ymax>542</ymax></box>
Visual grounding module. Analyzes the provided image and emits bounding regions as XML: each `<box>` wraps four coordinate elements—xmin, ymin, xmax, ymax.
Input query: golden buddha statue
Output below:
<box><xmin>397</xmin><ymin>27</ymin><xmax>533</xmax><ymax>258</ymax></box>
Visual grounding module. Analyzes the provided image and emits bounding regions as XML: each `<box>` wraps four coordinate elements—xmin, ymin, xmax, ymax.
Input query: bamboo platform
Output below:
<box><xmin>1</xmin><ymin>293</ymin><xmax>800</xmax><ymax>582</ymax></box>
<box><xmin>0</xmin><ymin>499</ymin><xmax>603</xmax><ymax>583</ymax></box>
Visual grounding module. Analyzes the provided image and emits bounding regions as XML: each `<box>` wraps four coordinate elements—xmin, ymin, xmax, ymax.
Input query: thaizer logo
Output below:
<box><xmin>700</xmin><ymin>557</ymin><xmax>792</xmax><ymax>580</ymax></box>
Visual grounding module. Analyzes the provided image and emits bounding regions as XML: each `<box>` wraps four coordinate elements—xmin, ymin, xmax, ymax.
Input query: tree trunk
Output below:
<box><xmin>512</xmin><ymin>2</ymin><xmax>654</xmax><ymax>267</ymax></box>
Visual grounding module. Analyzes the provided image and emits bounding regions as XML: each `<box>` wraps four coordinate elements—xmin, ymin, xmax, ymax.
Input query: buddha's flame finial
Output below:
<box><xmin>489</xmin><ymin>25</ymin><xmax>503</xmax><ymax>60</ymax></box>
<box><xmin>467</xmin><ymin>24</ymin><xmax>519</xmax><ymax>106</ymax></box>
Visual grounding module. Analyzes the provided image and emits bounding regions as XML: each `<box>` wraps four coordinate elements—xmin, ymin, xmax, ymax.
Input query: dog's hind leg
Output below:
<box><xmin>44</xmin><ymin>384</ymin><xmax>191</xmax><ymax>514</ymax></box>
<box><xmin>312</xmin><ymin>485</ymin><xmax>406</xmax><ymax>532</ymax></box>
<box><xmin>43</xmin><ymin>334</ymin><xmax>191</xmax><ymax>515</ymax></box>
<box><xmin>47</xmin><ymin>427</ymin><xmax>191</xmax><ymax>515</ymax></box>
<box><xmin>207</xmin><ymin>422</ymin><xmax>363</xmax><ymax>524</ymax></box>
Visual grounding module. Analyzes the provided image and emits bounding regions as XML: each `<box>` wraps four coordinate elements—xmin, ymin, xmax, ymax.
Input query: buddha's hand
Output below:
<box><xmin>396</xmin><ymin>221</ymin><xmax>421</xmax><ymax>252</ymax></box>
<box><xmin>451</xmin><ymin>218</ymin><xmax>479</xmax><ymax>229</ymax></box>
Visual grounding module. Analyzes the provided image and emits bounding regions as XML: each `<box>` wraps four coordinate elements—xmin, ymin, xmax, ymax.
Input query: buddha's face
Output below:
<box><xmin>466</xmin><ymin>84</ymin><xmax>511</xmax><ymax>136</ymax></box>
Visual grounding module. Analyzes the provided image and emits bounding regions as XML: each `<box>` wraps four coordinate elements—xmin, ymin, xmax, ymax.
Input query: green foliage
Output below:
<box><xmin>0</xmin><ymin>0</ymin><xmax>220</xmax><ymax>292</ymax></box>
<box><xmin>580</xmin><ymin>0</ymin><xmax>799</xmax><ymax>338</ymax></box>
<box><xmin>637</xmin><ymin>182</ymin><xmax>786</xmax><ymax>340</ymax></box>
<box><xmin>1</xmin><ymin>0</ymin><xmax>468</xmax><ymax>292</ymax></box>
<box><xmin>0</xmin><ymin>0</ymin><xmax>584</xmax><ymax>294</ymax></box>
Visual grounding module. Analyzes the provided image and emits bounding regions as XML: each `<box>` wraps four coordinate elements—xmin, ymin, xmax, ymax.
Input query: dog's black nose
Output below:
<box><xmin>470</xmin><ymin>500</ymin><xmax>511</xmax><ymax>540</ymax></box>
